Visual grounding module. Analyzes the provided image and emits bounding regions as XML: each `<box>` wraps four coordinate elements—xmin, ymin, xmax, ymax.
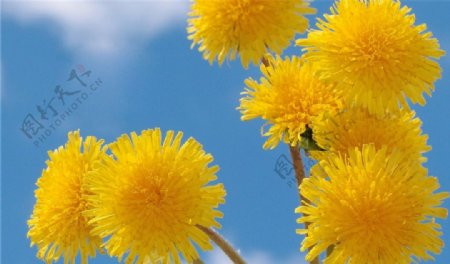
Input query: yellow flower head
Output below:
<box><xmin>311</xmin><ymin>107</ymin><xmax>430</xmax><ymax>165</ymax></box>
<box><xmin>85</xmin><ymin>128</ymin><xmax>226</xmax><ymax>264</ymax></box>
<box><xmin>297</xmin><ymin>145</ymin><xmax>448</xmax><ymax>263</ymax></box>
<box><xmin>188</xmin><ymin>0</ymin><xmax>315</xmax><ymax>68</ymax></box>
<box><xmin>28</xmin><ymin>131</ymin><xmax>106</xmax><ymax>264</ymax></box>
<box><xmin>239</xmin><ymin>55</ymin><xmax>343</xmax><ymax>149</ymax></box>
<box><xmin>297</xmin><ymin>0</ymin><xmax>444</xmax><ymax>115</ymax></box>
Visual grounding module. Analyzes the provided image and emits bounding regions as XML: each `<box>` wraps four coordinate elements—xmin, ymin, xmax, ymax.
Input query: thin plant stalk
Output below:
<box><xmin>197</xmin><ymin>225</ymin><xmax>246</xmax><ymax>264</ymax></box>
<box><xmin>289</xmin><ymin>146</ymin><xmax>320</xmax><ymax>264</ymax></box>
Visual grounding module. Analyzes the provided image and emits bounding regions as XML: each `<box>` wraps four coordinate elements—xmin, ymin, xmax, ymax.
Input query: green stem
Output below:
<box><xmin>197</xmin><ymin>225</ymin><xmax>246</xmax><ymax>264</ymax></box>
<box><xmin>289</xmin><ymin>146</ymin><xmax>320</xmax><ymax>264</ymax></box>
<box><xmin>327</xmin><ymin>245</ymin><xmax>334</xmax><ymax>258</ymax></box>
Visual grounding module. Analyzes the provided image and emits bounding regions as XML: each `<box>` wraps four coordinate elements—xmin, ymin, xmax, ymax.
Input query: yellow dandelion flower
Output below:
<box><xmin>28</xmin><ymin>131</ymin><xmax>106</xmax><ymax>264</ymax></box>
<box><xmin>239</xmin><ymin>55</ymin><xmax>343</xmax><ymax>149</ymax></box>
<box><xmin>85</xmin><ymin>128</ymin><xmax>226</xmax><ymax>264</ymax></box>
<box><xmin>297</xmin><ymin>0</ymin><xmax>444</xmax><ymax>115</ymax></box>
<box><xmin>297</xmin><ymin>145</ymin><xmax>448</xmax><ymax>263</ymax></box>
<box><xmin>311</xmin><ymin>107</ymin><xmax>430</xmax><ymax>165</ymax></box>
<box><xmin>188</xmin><ymin>0</ymin><xmax>315</xmax><ymax>68</ymax></box>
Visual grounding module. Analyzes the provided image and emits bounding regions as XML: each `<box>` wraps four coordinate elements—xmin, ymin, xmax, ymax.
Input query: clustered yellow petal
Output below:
<box><xmin>311</xmin><ymin>107</ymin><xmax>430</xmax><ymax>166</ymax></box>
<box><xmin>28</xmin><ymin>131</ymin><xmax>106</xmax><ymax>264</ymax></box>
<box><xmin>188</xmin><ymin>0</ymin><xmax>315</xmax><ymax>68</ymax></box>
<box><xmin>297</xmin><ymin>0</ymin><xmax>444</xmax><ymax>116</ymax></box>
<box><xmin>239</xmin><ymin>55</ymin><xmax>343</xmax><ymax>149</ymax></box>
<box><xmin>297</xmin><ymin>145</ymin><xmax>448</xmax><ymax>263</ymax></box>
<box><xmin>26</xmin><ymin>1</ymin><xmax>448</xmax><ymax>263</ymax></box>
<box><xmin>85</xmin><ymin>128</ymin><xmax>226</xmax><ymax>264</ymax></box>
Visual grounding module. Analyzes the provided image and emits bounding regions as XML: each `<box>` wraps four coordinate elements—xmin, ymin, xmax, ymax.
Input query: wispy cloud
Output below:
<box><xmin>3</xmin><ymin>1</ymin><xmax>191</xmax><ymax>139</ymax></box>
<box><xmin>204</xmin><ymin>247</ymin><xmax>307</xmax><ymax>264</ymax></box>
<box><xmin>3</xmin><ymin>0</ymin><xmax>189</xmax><ymax>59</ymax></box>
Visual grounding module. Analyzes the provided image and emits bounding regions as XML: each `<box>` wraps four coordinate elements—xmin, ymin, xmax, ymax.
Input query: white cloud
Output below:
<box><xmin>3</xmin><ymin>0</ymin><xmax>189</xmax><ymax>59</ymax></box>
<box><xmin>3</xmin><ymin>1</ymin><xmax>192</xmax><ymax>144</ymax></box>
<box><xmin>204</xmin><ymin>247</ymin><xmax>307</xmax><ymax>264</ymax></box>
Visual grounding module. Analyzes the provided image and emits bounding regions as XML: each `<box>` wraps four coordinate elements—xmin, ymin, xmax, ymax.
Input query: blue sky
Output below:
<box><xmin>2</xmin><ymin>1</ymin><xmax>450</xmax><ymax>263</ymax></box>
